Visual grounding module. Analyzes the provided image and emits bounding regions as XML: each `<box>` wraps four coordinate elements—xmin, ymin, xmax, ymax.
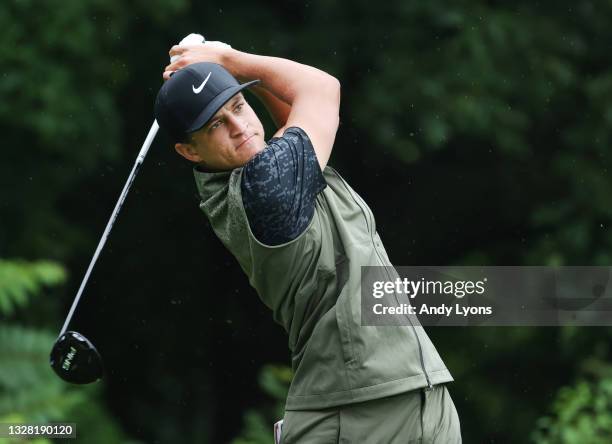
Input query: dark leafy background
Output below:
<box><xmin>2</xmin><ymin>1</ymin><xmax>611</xmax><ymax>443</ymax></box>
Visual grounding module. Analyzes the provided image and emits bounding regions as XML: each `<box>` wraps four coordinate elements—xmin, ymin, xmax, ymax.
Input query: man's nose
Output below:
<box><xmin>228</xmin><ymin>115</ymin><xmax>248</xmax><ymax>136</ymax></box>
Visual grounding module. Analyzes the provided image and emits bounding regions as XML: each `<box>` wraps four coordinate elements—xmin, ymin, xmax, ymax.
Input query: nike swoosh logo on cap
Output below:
<box><xmin>192</xmin><ymin>72</ymin><xmax>212</xmax><ymax>94</ymax></box>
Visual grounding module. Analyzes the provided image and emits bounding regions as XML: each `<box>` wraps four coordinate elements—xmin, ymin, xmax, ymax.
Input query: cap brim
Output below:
<box><xmin>186</xmin><ymin>79</ymin><xmax>260</xmax><ymax>134</ymax></box>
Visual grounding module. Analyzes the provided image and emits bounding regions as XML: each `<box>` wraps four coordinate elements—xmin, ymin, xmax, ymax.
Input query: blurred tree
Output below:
<box><xmin>232</xmin><ymin>364</ymin><xmax>292</xmax><ymax>444</ymax></box>
<box><xmin>532</xmin><ymin>356</ymin><xmax>612</xmax><ymax>443</ymax></box>
<box><xmin>4</xmin><ymin>0</ymin><xmax>612</xmax><ymax>442</ymax></box>
<box><xmin>0</xmin><ymin>260</ymin><xmax>64</xmax><ymax>316</ymax></box>
<box><xmin>0</xmin><ymin>258</ymin><xmax>130</xmax><ymax>443</ymax></box>
<box><xmin>0</xmin><ymin>0</ymin><xmax>189</xmax><ymax>260</ymax></box>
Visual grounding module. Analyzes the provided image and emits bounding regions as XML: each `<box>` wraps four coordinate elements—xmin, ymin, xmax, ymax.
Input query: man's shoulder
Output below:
<box><xmin>239</xmin><ymin>127</ymin><xmax>327</xmax><ymax>246</ymax></box>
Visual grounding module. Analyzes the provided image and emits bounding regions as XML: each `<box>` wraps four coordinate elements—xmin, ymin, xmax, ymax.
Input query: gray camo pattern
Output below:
<box><xmin>241</xmin><ymin>127</ymin><xmax>327</xmax><ymax>245</ymax></box>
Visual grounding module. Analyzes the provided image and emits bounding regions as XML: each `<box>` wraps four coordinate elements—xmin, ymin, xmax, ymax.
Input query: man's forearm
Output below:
<box><xmin>248</xmin><ymin>84</ymin><xmax>291</xmax><ymax>129</ymax></box>
<box><xmin>164</xmin><ymin>43</ymin><xmax>340</xmax><ymax>167</ymax></box>
<box><xmin>221</xmin><ymin>49</ymin><xmax>338</xmax><ymax>107</ymax></box>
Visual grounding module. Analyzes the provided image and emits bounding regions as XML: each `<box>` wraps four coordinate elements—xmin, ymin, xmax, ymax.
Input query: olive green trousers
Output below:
<box><xmin>280</xmin><ymin>384</ymin><xmax>461</xmax><ymax>443</ymax></box>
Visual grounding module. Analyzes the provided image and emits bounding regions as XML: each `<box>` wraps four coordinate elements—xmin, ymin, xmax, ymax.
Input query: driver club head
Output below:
<box><xmin>50</xmin><ymin>331</ymin><xmax>104</xmax><ymax>384</ymax></box>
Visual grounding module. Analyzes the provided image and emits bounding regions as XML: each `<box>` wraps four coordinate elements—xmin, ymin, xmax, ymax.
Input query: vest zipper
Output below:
<box><xmin>328</xmin><ymin>168</ymin><xmax>433</xmax><ymax>389</ymax></box>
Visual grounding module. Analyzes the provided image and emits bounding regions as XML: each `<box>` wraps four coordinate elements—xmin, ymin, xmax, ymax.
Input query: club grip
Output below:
<box><xmin>170</xmin><ymin>33</ymin><xmax>205</xmax><ymax>63</ymax></box>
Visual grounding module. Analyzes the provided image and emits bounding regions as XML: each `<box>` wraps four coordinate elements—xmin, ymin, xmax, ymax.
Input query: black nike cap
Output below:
<box><xmin>154</xmin><ymin>62</ymin><xmax>259</xmax><ymax>142</ymax></box>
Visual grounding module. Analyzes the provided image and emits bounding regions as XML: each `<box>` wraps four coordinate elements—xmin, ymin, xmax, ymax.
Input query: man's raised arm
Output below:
<box><xmin>165</xmin><ymin>44</ymin><xmax>340</xmax><ymax>170</ymax></box>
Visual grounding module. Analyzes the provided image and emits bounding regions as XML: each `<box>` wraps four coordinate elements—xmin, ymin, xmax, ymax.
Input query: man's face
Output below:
<box><xmin>174</xmin><ymin>93</ymin><xmax>266</xmax><ymax>171</ymax></box>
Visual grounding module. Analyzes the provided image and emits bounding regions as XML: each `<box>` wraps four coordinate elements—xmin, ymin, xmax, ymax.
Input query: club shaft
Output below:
<box><xmin>59</xmin><ymin>120</ymin><xmax>159</xmax><ymax>338</ymax></box>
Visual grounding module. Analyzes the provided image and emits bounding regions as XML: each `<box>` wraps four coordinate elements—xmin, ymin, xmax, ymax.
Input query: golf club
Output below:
<box><xmin>50</xmin><ymin>33</ymin><xmax>206</xmax><ymax>384</ymax></box>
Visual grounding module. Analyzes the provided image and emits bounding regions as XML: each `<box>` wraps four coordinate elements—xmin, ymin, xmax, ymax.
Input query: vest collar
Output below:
<box><xmin>193</xmin><ymin>165</ymin><xmax>243</xmax><ymax>202</ymax></box>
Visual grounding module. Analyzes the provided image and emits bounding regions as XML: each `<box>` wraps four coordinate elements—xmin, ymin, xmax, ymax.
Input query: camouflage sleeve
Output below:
<box><xmin>241</xmin><ymin>127</ymin><xmax>327</xmax><ymax>246</ymax></box>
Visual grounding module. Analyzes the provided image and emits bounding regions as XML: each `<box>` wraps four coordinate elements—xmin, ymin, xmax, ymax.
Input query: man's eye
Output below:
<box><xmin>211</xmin><ymin>121</ymin><xmax>222</xmax><ymax>130</ymax></box>
<box><xmin>235</xmin><ymin>103</ymin><xmax>244</xmax><ymax>112</ymax></box>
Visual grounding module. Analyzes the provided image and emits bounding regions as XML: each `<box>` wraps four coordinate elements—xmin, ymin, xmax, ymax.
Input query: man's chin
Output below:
<box><xmin>231</xmin><ymin>146</ymin><xmax>259</xmax><ymax>168</ymax></box>
<box><xmin>245</xmin><ymin>139</ymin><xmax>266</xmax><ymax>156</ymax></box>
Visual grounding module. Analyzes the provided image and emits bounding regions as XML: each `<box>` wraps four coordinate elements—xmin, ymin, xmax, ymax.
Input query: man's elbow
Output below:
<box><xmin>327</xmin><ymin>75</ymin><xmax>341</xmax><ymax>104</ymax></box>
<box><xmin>316</xmin><ymin>72</ymin><xmax>340</xmax><ymax>97</ymax></box>
<box><xmin>323</xmin><ymin>75</ymin><xmax>341</xmax><ymax>126</ymax></box>
<box><xmin>333</xmin><ymin>78</ymin><xmax>341</xmax><ymax>129</ymax></box>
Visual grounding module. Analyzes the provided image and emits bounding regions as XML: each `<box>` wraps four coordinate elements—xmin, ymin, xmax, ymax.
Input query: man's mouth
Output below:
<box><xmin>237</xmin><ymin>135</ymin><xmax>254</xmax><ymax>149</ymax></box>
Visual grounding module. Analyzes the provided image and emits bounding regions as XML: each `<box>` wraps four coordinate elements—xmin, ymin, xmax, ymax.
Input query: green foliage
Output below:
<box><xmin>0</xmin><ymin>259</ymin><xmax>66</xmax><ymax>317</ymax></box>
<box><xmin>532</xmin><ymin>361</ymin><xmax>612</xmax><ymax>444</ymax></box>
<box><xmin>0</xmin><ymin>0</ymin><xmax>190</xmax><ymax>259</ymax></box>
<box><xmin>232</xmin><ymin>365</ymin><xmax>292</xmax><ymax>444</ymax></box>
<box><xmin>0</xmin><ymin>414</ymin><xmax>51</xmax><ymax>444</ymax></box>
<box><xmin>295</xmin><ymin>1</ymin><xmax>612</xmax><ymax>266</ymax></box>
<box><xmin>258</xmin><ymin>364</ymin><xmax>293</xmax><ymax>404</ymax></box>
<box><xmin>3</xmin><ymin>0</ymin><xmax>612</xmax><ymax>441</ymax></box>
<box><xmin>0</xmin><ymin>258</ymin><xmax>130</xmax><ymax>443</ymax></box>
<box><xmin>1</xmin><ymin>1</ymin><xmax>121</xmax><ymax>258</ymax></box>
<box><xmin>0</xmin><ymin>326</ymin><xmax>129</xmax><ymax>443</ymax></box>
<box><xmin>0</xmin><ymin>325</ymin><xmax>86</xmax><ymax>420</ymax></box>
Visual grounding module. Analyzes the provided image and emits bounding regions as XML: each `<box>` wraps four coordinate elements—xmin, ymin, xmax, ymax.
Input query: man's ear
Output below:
<box><xmin>174</xmin><ymin>142</ymin><xmax>203</xmax><ymax>163</ymax></box>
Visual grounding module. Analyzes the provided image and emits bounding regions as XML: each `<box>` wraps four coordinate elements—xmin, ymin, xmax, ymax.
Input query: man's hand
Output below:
<box><xmin>163</xmin><ymin>43</ymin><xmax>341</xmax><ymax>169</ymax></box>
<box><xmin>163</xmin><ymin>41</ymin><xmax>232</xmax><ymax>80</ymax></box>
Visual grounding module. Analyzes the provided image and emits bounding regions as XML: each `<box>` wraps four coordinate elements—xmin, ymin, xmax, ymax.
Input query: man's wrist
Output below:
<box><xmin>220</xmin><ymin>48</ymin><xmax>257</xmax><ymax>84</ymax></box>
<box><xmin>220</xmin><ymin>48</ymin><xmax>238</xmax><ymax>78</ymax></box>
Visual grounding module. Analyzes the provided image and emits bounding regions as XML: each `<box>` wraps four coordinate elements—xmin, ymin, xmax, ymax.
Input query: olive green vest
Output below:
<box><xmin>194</xmin><ymin>165</ymin><xmax>453</xmax><ymax>410</ymax></box>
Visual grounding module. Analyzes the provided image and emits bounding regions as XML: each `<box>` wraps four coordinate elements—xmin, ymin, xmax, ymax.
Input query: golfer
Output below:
<box><xmin>155</xmin><ymin>41</ymin><xmax>461</xmax><ymax>443</ymax></box>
